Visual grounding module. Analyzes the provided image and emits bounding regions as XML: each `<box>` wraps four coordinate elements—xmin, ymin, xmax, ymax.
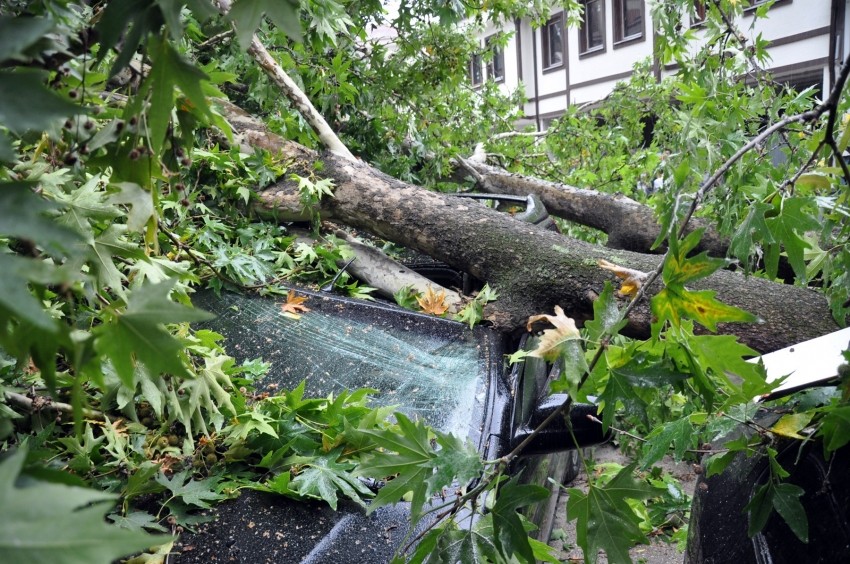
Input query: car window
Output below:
<box><xmin>194</xmin><ymin>290</ymin><xmax>487</xmax><ymax>435</ymax></box>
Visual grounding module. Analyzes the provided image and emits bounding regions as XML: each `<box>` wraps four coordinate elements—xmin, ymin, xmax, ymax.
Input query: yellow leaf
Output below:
<box><xmin>598</xmin><ymin>259</ymin><xmax>648</xmax><ymax>298</ymax></box>
<box><xmin>771</xmin><ymin>412</ymin><xmax>814</xmax><ymax>440</ymax></box>
<box><xmin>280</xmin><ymin>289</ymin><xmax>310</xmax><ymax>316</ymax></box>
<box><xmin>526</xmin><ymin>305</ymin><xmax>581</xmax><ymax>361</ymax></box>
<box><xmin>417</xmin><ymin>285</ymin><xmax>449</xmax><ymax>316</ymax></box>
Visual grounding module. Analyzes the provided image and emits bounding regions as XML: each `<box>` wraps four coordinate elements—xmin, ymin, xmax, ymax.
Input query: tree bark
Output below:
<box><xmin>464</xmin><ymin>160</ymin><xmax>730</xmax><ymax>256</ymax></box>
<box><xmin>219</xmin><ymin>100</ymin><xmax>837</xmax><ymax>354</ymax></box>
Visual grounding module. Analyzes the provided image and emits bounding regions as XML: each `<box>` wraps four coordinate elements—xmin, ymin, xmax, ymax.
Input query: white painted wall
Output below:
<box><xmin>472</xmin><ymin>0</ymin><xmax>843</xmax><ymax>127</ymax></box>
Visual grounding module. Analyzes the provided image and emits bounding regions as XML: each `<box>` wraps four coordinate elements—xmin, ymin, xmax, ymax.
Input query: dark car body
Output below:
<box><xmin>686</xmin><ymin>328</ymin><xmax>850</xmax><ymax>563</ymax></box>
<box><xmin>175</xmin><ymin>288</ymin><xmax>604</xmax><ymax>563</ymax></box>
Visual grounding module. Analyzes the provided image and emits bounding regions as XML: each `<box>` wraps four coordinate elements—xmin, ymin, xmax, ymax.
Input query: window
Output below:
<box><xmin>614</xmin><ymin>0</ymin><xmax>644</xmax><ymax>44</ymax></box>
<box><xmin>692</xmin><ymin>1</ymin><xmax>706</xmax><ymax>25</ymax></box>
<box><xmin>579</xmin><ymin>0</ymin><xmax>605</xmax><ymax>55</ymax></box>
<box><xmin>469</xmin><ymin>53</ymin><xmax>483</xmax><ymax>87</ymax></box>
<box><xmin>485</xmin><ymin>35</ymin><xmax>505</xmax><ymax>83</ymax></box>
<box><xmin>542</xmin><ymin>14</ymin><xmax>565</xmax><ymax>70</ymax></box>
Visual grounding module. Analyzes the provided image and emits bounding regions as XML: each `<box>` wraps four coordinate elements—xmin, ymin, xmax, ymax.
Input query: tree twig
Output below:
<box><xmin>4</xmin><ymin>391</ymin><xmax>104</xmax><ymax>420</ymax></box>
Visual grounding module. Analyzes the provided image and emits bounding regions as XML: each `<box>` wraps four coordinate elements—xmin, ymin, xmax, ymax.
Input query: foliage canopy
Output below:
<box><xmin>0</xmin><ymin>1</ymin><xmax>848</xmax><ymax>563</ymax></box>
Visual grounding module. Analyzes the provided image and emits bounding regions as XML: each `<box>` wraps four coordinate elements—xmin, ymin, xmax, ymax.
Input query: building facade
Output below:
<box><xmin>470</xmin><ymin>1</ymin><xmax>849</xmax><ymax>130</ymax></box>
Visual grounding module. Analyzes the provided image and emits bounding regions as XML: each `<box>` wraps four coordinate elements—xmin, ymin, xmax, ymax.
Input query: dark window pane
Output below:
<box><xmin>587</xmin><ymin>0</ymin><xmax>603</xmax><ymax>48</ymax></box>
<box><xmin>470</xmin><ymin>53</ymin><xmax>482</xmax><ymax>85</ymax></box>
<box><xmin>623</xmin><ymin>0</ymin><xmax>642</xmax><ymax>38</ymax></box>
<box><xmin>548</xmin><ymin>22</ymin><xmax>563</xmax><ymax>65</ymax></box>
<box><xmin>492</xmin><ymin>47</ymin><xmax>505</xmax><ymax>80</ymax></box>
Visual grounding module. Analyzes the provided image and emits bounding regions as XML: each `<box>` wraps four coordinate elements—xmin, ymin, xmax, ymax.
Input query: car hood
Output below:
<box><xmin>174</xmin><ymin>492</ymin><xmax>427</xmax><ymax>563</ymax></box>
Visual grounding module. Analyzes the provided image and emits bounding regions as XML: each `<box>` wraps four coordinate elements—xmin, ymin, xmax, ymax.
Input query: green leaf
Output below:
<box><xmin>663</xmin><ymin>228</ymin><xmax>729</xmax><ymax>286</ymax></box>
<box><xmin>288</xmin><ymin>448</ymin><xmax>372</xmax><ymax>510</ymax></box>
<box><xmin>598</xmin><ymin>363</ymin><xmax>647</xmax><ymax>431</ymax></box>
<box><xmin>140</xmin><ymin>37</ymin><xmax>211</xmax><ymax>155</ymax></box>
<box><xmin>745</xmin><ymin>482</ymin><xmax>774</xmax><ymax>537</ymax></box>
<box><xmin>772</xmin><ymin>482</ymin><xmax>808</xmax><ymax>543</ymax></box>
<box><xmin>355</xmin><ymin>412</ymin><xmax>434</xmax><ymax>516</ymax></box>
<box><xmin>48</xmin><ymin>175</ymin><xmax>121</xmax><ymax>238</ymax></box>
<box><xmin>567</xmin><ymin>463</ymin><xmax>661</xmax><ymax>564</ymax></box>
<box><xmin>0</xmin><ymin>131</ymin><xmax>13</xmax><ymax>162</ymax></box>
<box><xmin>156</xmin><ymin>469</ymin><xmax>226</xmax><ymax>509</ymax></box>
<box><xmin>0</xmin><ymin>448</ymin><xmax>157</xmax><ymax>563</ymax></box>
<box><xmin>640</xmin><ymin>416</ymin><xmax>696</xmax><ymax>468</ymax></box>
<box><xmin>229</xmin><ymin>0</ymin><xmax>302</xmax><ymax>50</ymax></box>
<box><xmin>0</xmin><ymin>254</ymin><xmax>61</xmax><ymax>332</ymax></box>
<box><xmin>764</xmin><ymin>197</ymin><xmax>820</xmax><ymax>281</ymax></box>
<box><xmin>729</xmin><ymin>201</ymin><xmax>773</xmax><ymax>270</ymax></box>
<box><xmin>95</xmin><ymin>280</ymin><xmax>213</xmax><ymax>388</ymax></box>
<box><xmin>109</xmin><ymin>183</ymin><xmax>155</xmax><ymax>233</ymax></box>
<box><xmin>123</xmin><ymin>461</ymin><xmax>166</xmax><ymax>503</ymax></box>
<box><xmin>0</xmin><ymin>70</ymin><xmax>78</xmax><ymax>133</ymax></box>
<box><xmin>0</xmin><ymin>16</ymin><xmax>55</xmax><ymax>63</ymax></box>
<box><xmin>817</xmin><ymin>405</ymin><xmax>850</xmax><ymax>453</ymax></box>
<box><xmin>688</xmin><ymin>334</ymin><xmax>774</xmax><ymax>404</ymax></box>
<box><xmin>652</xmin><ymin>286</ymin><xmax>757</xmax><ymax>333</ymax></box>
<box><xmin>426</xmin><ymin>433</ymin><xmax>483</xmax><ymax>493</ymax></box>
<box><xmin>491</xmin><ymin>478</ymin><xmax>549</xmax><ymax>563</ymax></box>
<box><xmin>584</xmin><ymin>282</ymin><xmax>626</xmax><ymax>344</ymax></box>
<box><xmin>108</xmin><ymin>510</ymin><xmax>169</xmax><ymax>533</ymax></box>
<box><xmin>0</xmin><ymin>181</ymin><xmax>83</xmax><ymax>256</ymax></box>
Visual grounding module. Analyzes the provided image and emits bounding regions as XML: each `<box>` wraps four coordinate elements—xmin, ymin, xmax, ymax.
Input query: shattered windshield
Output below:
<box><xmin>194</xmin><ymin>291</ymin><xmax>489</xmax><ymax>435</ymax></box>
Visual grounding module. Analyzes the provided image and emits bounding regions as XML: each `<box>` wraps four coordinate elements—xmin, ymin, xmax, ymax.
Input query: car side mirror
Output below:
<box><xmin>509</xmin><ymin>394</ymin><xmax>608</xmax><ymax>456</ymax></box>
<box><xmin>509</xmin><ymin>334</ymin><xmax>609</xmax><ymax>457</ymax></box>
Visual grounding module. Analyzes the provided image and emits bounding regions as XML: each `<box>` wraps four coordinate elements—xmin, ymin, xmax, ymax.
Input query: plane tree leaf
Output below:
<box><xmin>0</xmin><ymin>181</ymin><xmax>83</xmax><ymax>256</ymax></box>
<box><xmin>0</xmin><ymin>16</ymin><xmax>55</xmax><ymax>62</ymax></box>
<box><xmin>526</xmin><ymin>305</ymin><xmax>581</xmax><ymax>362</ymax></box>
<box><xmin>763</xmin><ymin>197</ymin><xmax>820</xmax><ymax>281</ymax></box>
<box><xmin>491</xmin><ymin>478</ymin><xmax>549</xmax><ymax>563</ymax></box>
<box><xmin>228</xmin><ymin>0</ymin><xmax>302</xmax><ymax>50</ymax></box>
<box><xmin>729</xmin><ymin>201</ymin><xmax>773</xmax><ymax>271</ymax></box>
<box><xmin>287</xmin><ymin>448</ymin><xmax>372</xmax><ymax>510</ymax></box>
<box><xmin>639</xmin><ymin>416</ymin><xmax>697</xmax><ymax>468</ymax></box>
<box><xmin>771</xmin><ymin>482</ymin><xmax>808</xmax><ymax>543</ymax></box>
<box><xmin>156</xmin><ymin>469</ymin><xmax>226</xmax><ymax>509</ymax></box>
<box><xmin>0</xmin><ymin>449</ymin><xmax>158</xmax><ymax>564</ymax></box>
<box><xmin>567</xmin><ymin>463</ymin><xmax>663</xmax><ymax>564</ymax></box>
<box><xmin>0</xmin><ymin>70</ymin><xmax>79</xmax><ymax>134</ymax></box>
<box><xmin>108</xmin><ymin>183</ymin><xmax>155</xmax><ymax>233</ymax></box>
<box><xmin>355</xmin><ymin>412</ymin><xmax>476</xmax><ymax>519</ymax></box>
<box><xmin>652</xmin><ymin>286</ymin><xmax>757</xmax><ymax>333</ymax></box>
<box><xmin>94</xmin><ymin>280</ymin><xmax>213</xmax><ymax>388</ymax></box>
<box><xmin>584</xmin><ymin>282</ymin><xmax>626</xmax><ymax>344</ymax></box>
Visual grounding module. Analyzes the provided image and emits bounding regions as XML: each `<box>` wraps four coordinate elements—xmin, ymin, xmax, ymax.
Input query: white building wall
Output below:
<box><xmin>474</xmin><ymin>0</ymin><xmax>846</xmax><ymax>129</ymax></box>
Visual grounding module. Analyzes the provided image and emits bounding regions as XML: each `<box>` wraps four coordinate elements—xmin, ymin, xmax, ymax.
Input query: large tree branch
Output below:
<box><xmin>463</xmin><ymin>160</ymin><xmax>729</xmax><ymax>256</ymax></box>
<box><xmin>216</xmin><ymin>99</ymin><xmax>837</xmax><ymax>353</ymax></box>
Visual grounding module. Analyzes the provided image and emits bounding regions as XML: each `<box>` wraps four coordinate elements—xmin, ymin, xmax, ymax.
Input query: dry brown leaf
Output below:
<box><xmin>526</xmin><ymin>305</ymin><xmax>580</xmax><ymax>361</ymax></box>
<box><xmin>280</xmin><ymin>289</ymin><xmax>311</xmax><ymax>316</ymax></box>
<box><xmin>417</xmin><ymin>285</ymin><xmax>449</xmax><ymax>316</ymax></box>
<box><xmin>597</xmin><ymin>259</ymin><xmax>648</xmax><ymax>298</ymax></box>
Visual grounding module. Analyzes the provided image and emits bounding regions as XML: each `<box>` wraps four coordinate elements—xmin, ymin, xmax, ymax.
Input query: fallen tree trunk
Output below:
<box><xmin>219</xmin><ymin>100</ymin><xmax>837</xmax><ymax>353</ymax></box>
<box><xmin>463</xmin><ymin>160</ymin><xmax>730</xmax><ymax>256</ymax></box>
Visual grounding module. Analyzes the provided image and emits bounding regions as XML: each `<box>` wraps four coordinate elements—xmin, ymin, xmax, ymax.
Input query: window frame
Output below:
<box><xmin>469</xmin><ymin>52</ymin><xmax>483</xmax><ymax>87</ymax></box>
<box><xmin>744</xmin><ymin>0</ymin><xmax>792</xmax><ymax>13</ymax></box>
<box><xmin>485</xmin><ymin>35</ymin><xmax>506</xmax><ymax>83</ymax></box>
<box><xmin>691</xmin><ymin>1</ymin><xmax>707</xmax><ymax>26</ymax></box>
<box><xmin>541</xmin><ymin>13</ymin><xmax>566</xmax><ymax>72</ymax></box>
<box><xmin>613</xmin><ymin>0</ymin><xmax>645</xmax><ymax>47</ymax></box>
<box><xmin>578</xmin><ymin>0</ymin><xmax>606</xmax><ymax>58</ymax></box>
